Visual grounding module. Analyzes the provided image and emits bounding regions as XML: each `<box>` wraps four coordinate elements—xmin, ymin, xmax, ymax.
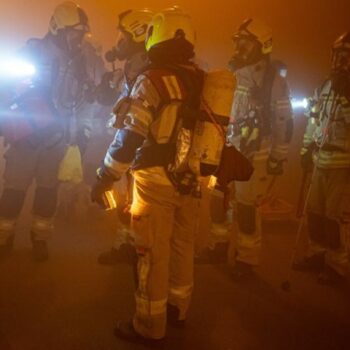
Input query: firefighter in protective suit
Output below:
<box><xmin>91</xmin><ymin>7</ymin><xmax>203</xmax><ymax>344</ymax></box>
<box><xmin>293</xmin><ymin>32</ymin><xmax>350</xmax><ymax>285</ymax></box>
<box><xmin>0</xmin><ymin>1</ymin><xmax>91</xmax><ymax>262</ymax></box>
<box><xmin>74</xmin><ymin>32</ymin><xmax>107</xmax><ymax>155</ymax></box>
<box><xmin>96</xmin><ymin>8</ymin><xmax>154</xmax><ymax>266</ymax></box>
<box><xmin>227</xmin><ymin>19</ymin><xmax>293</xmax><ymax>279</ymax></box>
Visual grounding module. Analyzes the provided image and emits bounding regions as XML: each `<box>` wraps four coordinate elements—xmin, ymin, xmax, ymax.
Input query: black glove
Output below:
<box><xmin>300</xmin><ymin>144</ymin><xmax>315</xmax><ymax>172</ymax></box>
<box><xmin>91</xmin><ymin>170</ymin><xmax>116</xmax><ymax>210</ymax></box>
<box><xmin>266</xmin><ymin>156</ymin><xmax>285</xmax><ymax>176</ymax></box>
<box><xmin>95</xmin><ymin>70</ymin><xmax>124</xmax><ymax>106</ymax></box>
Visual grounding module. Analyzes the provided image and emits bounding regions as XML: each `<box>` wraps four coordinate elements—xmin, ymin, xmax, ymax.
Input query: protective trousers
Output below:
<box><xmin>0</xmin><ymin>129</ymin><xmax>65</xmax><ymax>245</ymax></box>
<box><xmin>112</xmin><ymin>172</ymin><xmax>134</xmax><ymax>249</ymax></box>
<box><xmin>306</xmin><ymin>167</ymin><xmax>350</xmax><ymax>276</ymax></box>
<box><xmin>130</xmin><ymin>179</ymin><xmax>198</xmax><ymax>339</ymax></box>
<box><xmin>230</xmin><ymin>149</ymin><xmax>272</xmax><ymax>266</ymax></box>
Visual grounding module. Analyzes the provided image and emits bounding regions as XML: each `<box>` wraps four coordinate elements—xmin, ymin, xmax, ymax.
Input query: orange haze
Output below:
<box><xmin>1</xmin><ymin>0</ymin><xmax>349</xmax><ymax>96</ymax></box>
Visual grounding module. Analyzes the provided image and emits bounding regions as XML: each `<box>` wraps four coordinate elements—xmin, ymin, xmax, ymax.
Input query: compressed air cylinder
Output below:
<box><xmin>189</xmin><ymin>70</ymin><xmax>236</xmax><ymax>176</ymax></box>
<box><xmin>202</xmin><ymin>69</ymin><xmax>236</xmax><ymax>117</ymax></box>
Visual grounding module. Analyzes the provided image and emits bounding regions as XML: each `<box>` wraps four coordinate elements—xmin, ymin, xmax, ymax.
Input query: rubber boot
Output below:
<box><xmin>98</xmin><ymin>244</ymin><xmax>137</xmax><ymax>265</ymax></box>
<box><xmin>231</xmin><ymin>261</ymin><xmax>254</xmax><ymax>281</ymax></box>
<box><xmin>167</xmin><ymin>304</ymin><xmax>186</xmax><ymax>328</ymax></box>
<box><xmin>318</xmin><ymin>265</ymin><xmax>346</xmax><ymax>286</ymax></box>
<box><xmin>31</xmin><ymin>232</ymin><xmax>49</xmax><ymax>262</ymax></box>
<box><xmin>114</xmin><ymin>320</ymin><xmax>165</xmax><ymax>347</ymax></box>
<box><xmin>194</xmin><ymin>243</ymin><xmax>228</xmax><ymax>264</ymax></box>
<box><xmin>292</xmin><ymin>253</ymin><xmax>325</xmax><ymax>272</ymax></box>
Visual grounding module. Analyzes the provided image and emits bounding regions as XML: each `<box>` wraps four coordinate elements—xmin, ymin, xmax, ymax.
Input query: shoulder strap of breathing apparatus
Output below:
<box><xmin>142</xmin><ymin>64</ymin><xmax>205</xmax><ymax>194</ymax></box>
<box><xmin>259</xmin><ymin>60</ymin><xmax>277</xmax><ymax>137</ymax></box>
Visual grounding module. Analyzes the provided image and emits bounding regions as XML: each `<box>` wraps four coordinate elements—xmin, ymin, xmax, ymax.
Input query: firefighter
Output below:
<box><xmin>227</xmin><ymin>19</ymin><xmax>293</xmax><ymax>279</ymax></box>
<box><xmin>293</xmin><ymin>32</ymin><xmax>350</xmax><ymax>285</ymax></box>
<box><xmin>0</xmin><ymin>1</ymin><xmax>91</xmax><ymax>262</ymax></box>
<box><xmin>75</xmin><ymin>32</ymin><xmax>107</xmax><ymax>156</ymax></box>
<box><xmin>56</xmin><ymin>30</ymin><xmax>116</xmax><ymax>223</ymax></box>
<box><xmin>91</xmin><ymin>7</ymin><xmax>204</xmax><ymax>344</ymax></box>
<box><xmin>96</xmin><ymin>8</ymin><xmax>154</xmax><ymax>266</ymax></box>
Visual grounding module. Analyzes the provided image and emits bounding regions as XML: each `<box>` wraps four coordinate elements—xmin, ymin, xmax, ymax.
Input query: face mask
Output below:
<box><xmin>229</xmin><ymin>37</ymin><xmax>262</xmax><ymax>72</ymax></box>
<box><xmin>114</xmin><ymin>29</ymin><xmax>140</xmax><ymax>61</ymax></box>
<box><xmin>65</xmin><ymin>28</ymin><xmax>85</xmax><ymax>55</ymax></box>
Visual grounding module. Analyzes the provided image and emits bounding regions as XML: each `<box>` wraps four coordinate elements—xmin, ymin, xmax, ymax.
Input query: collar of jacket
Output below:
<box><xmin>124</xmin><ymin>50</ymin><xmax>149</xmax><ymax>83</ymax></box>
<box><xmin>235</xmin><ymin>59</ymin><xmax>268</xmax><ymax>89</ymax></box>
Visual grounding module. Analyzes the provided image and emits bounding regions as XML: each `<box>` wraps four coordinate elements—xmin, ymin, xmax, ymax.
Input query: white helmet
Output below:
<box><xmin>49</xmin><ymin>1</ymin><xmax>89</xmax><ymax>35</ymax></box>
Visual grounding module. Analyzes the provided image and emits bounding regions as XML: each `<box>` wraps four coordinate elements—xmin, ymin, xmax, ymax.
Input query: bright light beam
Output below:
<box><xmin>291</xmin><ymin>98</ymin><xmax>308</xmax><ymax>110</ymax></box>
<box><xmin>0</xmin><ymin>58</ymin><xmax>36</xmax><ymax>78</ymax></box>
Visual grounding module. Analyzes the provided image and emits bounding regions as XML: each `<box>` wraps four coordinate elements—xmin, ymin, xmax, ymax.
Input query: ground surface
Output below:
<box><xmin>0</xmin><ymin>209</ymin><xmax>349</xmax><ymax>350</ymax></box>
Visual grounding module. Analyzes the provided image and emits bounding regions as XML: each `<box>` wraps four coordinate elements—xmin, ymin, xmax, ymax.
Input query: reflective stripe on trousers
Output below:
<box><xmin>131</xmin><ymin>178</ymin><xmax>198</xmax><ymax>339</ymax></box>
<box><xmin>31</xmin><ymin>215</ymin><xmax>54</xmax><ymax>241</ymax></box>
<box><xmin>231</xmin><ymin>149</ymin><xmax>271</xmax><ymax>266</ymax></box>
<box><xmin>306</xmin><ymin>168</ymin><xmax>350</xmax><ymax>275</ymax></box>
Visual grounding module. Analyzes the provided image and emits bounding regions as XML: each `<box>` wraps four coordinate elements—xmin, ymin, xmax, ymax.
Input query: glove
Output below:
<box><xmin>95</xmin><ymin>69</ymin><xmax>124</xmax><ymax>106</ymax></box>
<box><xmin>91</xmin><ymin>170</ymin><xmax>116</xmax><ymax>210</ymax></box>
<box><xmin>300</xmin><ymin>144</ymin><xmax>315</xmax><ymax>172</ymax></box>
<box><xmin>266</xmin><ymin>156</ymin><xmax>285</xmax><ymax>176</ymax></box>
<box><xmin>83</xmin><ymin>81</ymin><xmax>97</xmax><ymax>103</ymax></box>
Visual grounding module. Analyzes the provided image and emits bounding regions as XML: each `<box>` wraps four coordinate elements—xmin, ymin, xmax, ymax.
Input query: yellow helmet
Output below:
<box><xmin>49</xmin><ymin>1</ymin><xmax>89</xmax><ymax>35</ymax></box>
<box><xmin>118</xmin><ymin>9</ymin><xmax>154</xmax><ymax>43</ymax></box>
<box><xmin>229</xmin><ymin>18</ymin><xmax>272</xmax><ymax>71</ymax></box>
<box><xmin>145</xmin><ymin>6</ymin><xmax>195</xmax><ymax>52</ymax></box>
<box><xmin>233</xmin><ymin>18</ymin><xmax>272</xmax><ymax>55</ymax></box>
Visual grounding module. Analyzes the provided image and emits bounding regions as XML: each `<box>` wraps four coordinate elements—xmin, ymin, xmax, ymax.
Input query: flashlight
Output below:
<box><xmin>0</xmin><ymin>57</ymin><xmax>36</xmax><ymax>79</ymax></box>
<box><xmin>103</xmin><ymin>190</ymin><xmax>118</xmax><ymax>211</ymax></box>
<box><xmin>291</xmin><ymin>98</ymin><xmax>309</xmax><ymax>110</ymax></box>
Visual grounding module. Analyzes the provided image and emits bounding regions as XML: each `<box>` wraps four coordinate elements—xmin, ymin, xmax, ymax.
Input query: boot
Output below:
<box><xmin>318</xmin><ymin>265</ymin><xmax>346</xmax><ymax>286</ymax></box>
<box><xmin>194</xmin><ymin>243</ymin><xmax>228</xmax><ymax>264</ymax></box>
<box><xmin>231</xmin><ymin>261</ymin><xmax>254</xmax><ymax>281</ymax></box>
<box><xmin>167</xmin><ymin>304</ymin><xmax>186</xmax><ymax>328</ymax></box>
<box><xmin>0</xmin><ymin>236</ymin><xmax>14</xmax><ymax>260</ymax></box>
<box><xmin>292</xmin><ymin>253</ymin><xmax>325</xmax><ymax>272</ymax></box>
<box><xmin>114</xmin><ymin>320</ymin><xmax>165</xmax><ymax>347</ymax></box>
<box><xmin>31</xmin><ymin>233</ymin><xmax>49</xmax><ymax>262</ymax></box>
<box><xmin>98</xmin><ymin>244</ymin><xmax>137</xmax><ymax>265</ymax></box>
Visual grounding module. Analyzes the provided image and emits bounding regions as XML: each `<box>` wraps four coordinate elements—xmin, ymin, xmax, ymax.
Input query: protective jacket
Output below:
<box><xmin>229</xmin><ymin>59</ymin><xmax>293</xmax><ymax>161</ymax></box>
<box><xmin>303</xmin><ymin>80</ymin><xmax>350</xmax><ymax>168</ymax></box>
<box><xmin>22</xmin><ymin>35</ymin><xmax>94</xmax><ymax>117</ymax></box>
<box><xmin>102</xmin><ymin>63</ymin><xmax>204</xmax><ymax>187</ymax></box>
<box><xmin>2</xmin><ymin>34</ymin><xmax>94</xmax><ymax>143</ymax></box>
<box><xmin>227</xmin><ymin>59</ymin><xmax>293</xmax><ymax>267</ymax></box>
